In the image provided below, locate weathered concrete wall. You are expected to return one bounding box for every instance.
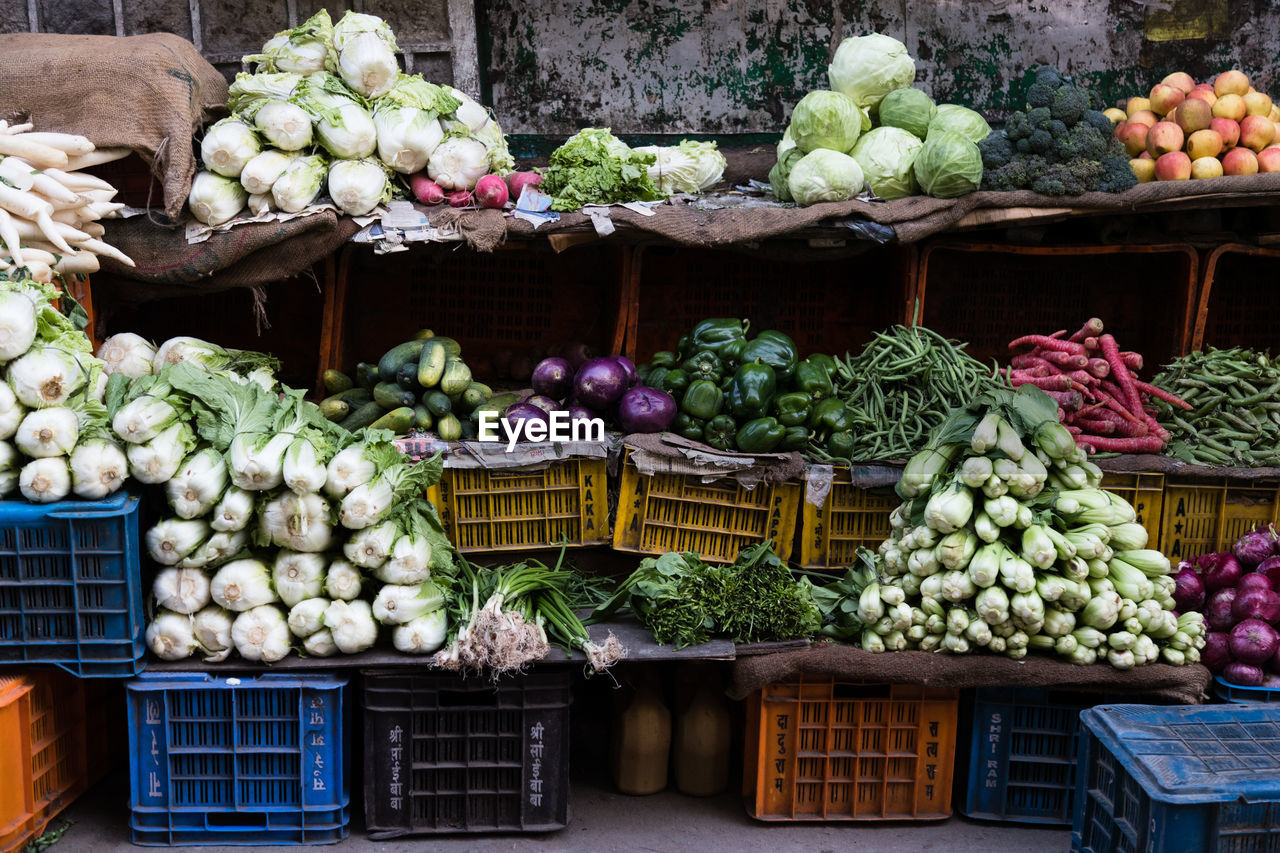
[484,0,1280,135]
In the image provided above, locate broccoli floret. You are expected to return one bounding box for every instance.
[1052,124,1108,162]
[1097,154,1139,193]
[1006,110,1032,141]
[1029,129,1053,154]
[1034,66,1067,90]
[1033,159,1106,196]
[978,132,1015,169]
[1027,107,1052,130]
[1016,137,1032,154]
[1083,110,1113,135]
[1088,90,1107,111]
[1048,119,1069,139]
[1026,83,1055,109]
[1023,155,1049,182]
[1050,86,1089,125]
[981,159,1032,191]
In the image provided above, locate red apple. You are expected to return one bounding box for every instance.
[1175,98,1213,134]
[1257,148,1280,172]
[1187,89,1218,107]
[1128,110,1159,129]
[1146,121,1185,157]
[1221,146,1259,175]
[1214,70,1250,97]
[1161,72,1196,94]
[1154,151,1192,180]
[1210,117,1241,148]
[1240,114,1276,151]
[1117,122,1150,157]
[1186,128,1224,159]
[1149,84,1186,116]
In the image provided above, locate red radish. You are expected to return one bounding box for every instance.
[1008,334,1086,355]
[410,173,445,205]
[505,171,543,200]
[447,190,473,208]
[474,174,509,209]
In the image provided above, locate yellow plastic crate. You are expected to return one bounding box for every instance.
[799,470,899,570]
[1159,478,1280,562]
[1100,472,1165,551]
[614,452,799,563]
[436,459,609,552]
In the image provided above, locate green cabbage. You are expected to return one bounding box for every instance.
[851,127,923,200]
[787,149,865,206]
[828,33,917,111]
[927,104,992,143]
[912,131,982,199]
[789,91,863,154]
[877,88,937,140]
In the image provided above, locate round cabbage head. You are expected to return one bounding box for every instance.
[912,131,983,199]
[828,33,917,110]
[787,149,865,206]
[928,104,992,143]
[852,127,923,200]
[789,91,863,154]
[877,88,937,140]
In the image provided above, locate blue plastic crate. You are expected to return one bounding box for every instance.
[0,492,145,676]
[127,672,350,846]
[1214,676,1280,704]
[1073,703,1280,853]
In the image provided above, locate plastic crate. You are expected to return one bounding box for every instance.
[1073,703,1280,853]
[1100,473,1165,551]
[0,492,146,677]
[1159,478,1280,563]
[0,670,89,853]
[1214,676,1280,704]
[127,672,349,847]
[917,241,1197,366]
[614,451,800,563]
[435,459,609,552]
[798,470,898,570]
[1192,244,1280,352]
[743,678,958,821]
[362,669,571,836]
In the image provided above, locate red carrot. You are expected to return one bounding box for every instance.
[1099,334,1141,414]
[1075,434,1165,453]
[1009,334,1087,355]
[1086,358,1110,379]
[1008,372,1075,391]
[1066,425,1083,436]
[1072,417,1116,434]
[1099,394,1144,426]
[1068,318,1105,344]
[1066,369,1096,387]
[1043,350,1088,369]
[1043,389,1083,409]
[1133,379,1191,410]
[1120,351,1143,371]
[1083,337,1099,352]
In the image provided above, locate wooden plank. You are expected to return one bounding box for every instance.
[445,0,480,97]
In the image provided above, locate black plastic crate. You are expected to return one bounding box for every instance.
[362,669,571,836]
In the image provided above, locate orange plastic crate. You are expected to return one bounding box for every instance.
[0,671,88,853]
[744,678,957,822]
[1159,478,1280,562]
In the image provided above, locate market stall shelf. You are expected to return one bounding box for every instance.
[1192,243,1280,354]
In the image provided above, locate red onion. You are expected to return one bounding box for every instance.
[1224,661,1266,687]
[1234,526,1277,569]
[1203,552,1244,592]
[1172,566,1205,612]
[1258,556,1280,591]
[1202,632,1232,672]
[1232,586,1280,625]
[1206,588,1238,631]
[1229,618,1280,665]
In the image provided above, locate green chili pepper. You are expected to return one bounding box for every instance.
[735,417,785,453]
[703,415,738,451]
[772,392,812,427]
[681,379,725,420]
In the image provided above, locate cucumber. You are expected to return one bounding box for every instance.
[412,405,434,430]
[355,362,380,390]
[416,340,447,388]
[326,387,373,405]
[374,381,416,409]
[424,390,452,417]
[413,328,436,340]
[396,361,421,392]
[378,340,428,382]
[432,336,462,357]
[459,419,478,440]
[436,413,463,441]
[339,401,384,431]
[439,360,472,396]
[462,382,491,412]
[319,398,350,421]
[470,392,521,424]
[322,369,353,394]
[371,406,414,433]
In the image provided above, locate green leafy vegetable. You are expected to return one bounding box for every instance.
[540,128,666,211]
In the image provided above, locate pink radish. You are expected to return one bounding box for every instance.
[505,171,543,200]
[410,173,445,205]
[474,174,509,209]
[447,190,473,208]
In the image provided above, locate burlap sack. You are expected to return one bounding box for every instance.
[0,32,227,223]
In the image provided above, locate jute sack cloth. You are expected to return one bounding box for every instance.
[0,32,227,223]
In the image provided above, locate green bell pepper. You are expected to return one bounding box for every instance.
[646,365,670,390]
[779,425,810,452]
[736,417,786,453]
[672,412,705,441]
[806,353,837,378]
[682,350,723,383]
[826,430,855,461]
[661,368,690,396]
[726,362,777,419]
[808,398,856,434]
[681,379,724,420]
[703,415,738,451]
[690,318,748,356]
[650,350,679,369]
[740,330,799,383]
[676,335,692,359]
[636,364,652,384]
[772,392,812,427]
[719,339,746,372]
[793,359,834,403]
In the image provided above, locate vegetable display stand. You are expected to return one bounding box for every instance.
[914,241,1198,365]
[1099,473,1165,552]
[614,450,799,563]
[627,244,916,362]
[0,670,89,853]
[1213,675,1280,704]
[126,672,349,846]
[0,491,146,677]
[743,678,958,821]
[1158,478,1280,562]
[959,687,1157,826]
[1191,243,1280,352]
[1073,703,1280,853]
[362,668,571,836]
[798,467,898,570]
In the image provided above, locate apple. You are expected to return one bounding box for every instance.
[1257,148,1280,172]
[1128,110,1159,128]
[1117,122,1150,157]
[1154,151,1192,180]
[1211,117,1241,148]
[1186,128,1224,159]
[1240,114,1276,151]
[1213,93,1247,121]
[1149,84,1186,116]
[1214,70,1250,97]
[1166,107,1179,125]
[1244,91,1274,116]
[1176,97,1213,134]
[1139,151,1153,159]
[1146,121,1185,157]
[1270,105,1280,122]
[1191,156,1224,179]
[1221,146,1259,175]
[1274,120,1280,141]
[1130,158,1156,183]
[1126,97,1152,117]
[1161,71,1196,94]
[1187,89,1218,107]
[1103,107,1127,124]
